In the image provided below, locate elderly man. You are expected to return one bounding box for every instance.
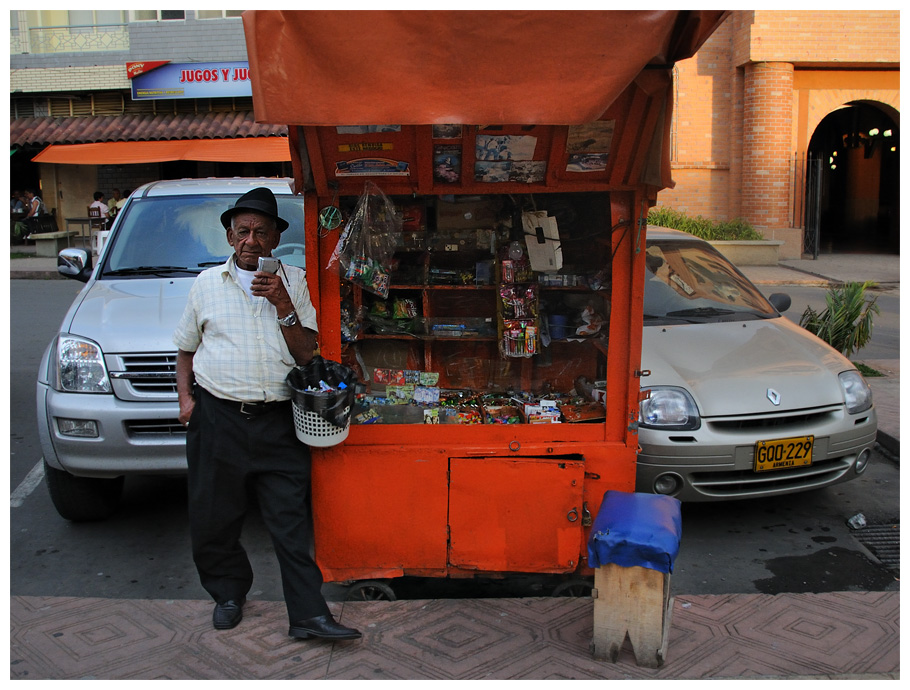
[107,189,126,218]
[173,187,361,641]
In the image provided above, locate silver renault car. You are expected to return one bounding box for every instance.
[37,178,307,521]
[636,228,877,501]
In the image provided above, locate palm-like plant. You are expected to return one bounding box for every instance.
[799,281,880,358]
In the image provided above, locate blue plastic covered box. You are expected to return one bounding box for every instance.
[587,491,682,574]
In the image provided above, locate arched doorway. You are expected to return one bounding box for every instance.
[807,102,899,254]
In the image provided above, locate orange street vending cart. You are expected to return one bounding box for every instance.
[242,10,727,598]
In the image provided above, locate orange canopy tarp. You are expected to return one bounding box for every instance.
[242,10,728,126]
[32,137,291,165]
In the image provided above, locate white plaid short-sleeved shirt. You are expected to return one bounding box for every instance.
[173,256,318,403]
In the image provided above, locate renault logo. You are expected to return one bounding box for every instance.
[767,388,781,405]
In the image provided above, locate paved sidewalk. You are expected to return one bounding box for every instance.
[9,591,899,680]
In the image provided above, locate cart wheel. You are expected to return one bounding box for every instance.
[551,578,594,597]
[345,580,397,601]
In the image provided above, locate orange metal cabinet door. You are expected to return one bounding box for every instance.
[448,456,585,574]
[312,447,449,577]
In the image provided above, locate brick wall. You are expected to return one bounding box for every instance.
[747,10,899,65]
[672,20,733,166]
[96,164,160,200]
[658,17,734,219]
[741,62,794,231]
[657,169,731,219]
[10,66,126,93]
[655,9,898,257]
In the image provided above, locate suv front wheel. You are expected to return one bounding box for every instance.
[43,459,124,521]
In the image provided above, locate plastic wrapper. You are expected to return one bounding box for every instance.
[340,299,361,342]
[327,181,402,298]
[500,319,538,358]
[499,284,538,319]
[576,303,605,336]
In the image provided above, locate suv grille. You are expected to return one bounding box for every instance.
[109,353,178,401]
[125,419,186,437]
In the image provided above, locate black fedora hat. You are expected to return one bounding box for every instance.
[220,187,289,233]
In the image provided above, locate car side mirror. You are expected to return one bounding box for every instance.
[58,247,93,283]
[768,292,791,313]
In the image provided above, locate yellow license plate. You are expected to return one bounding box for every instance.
[754,435,814,472]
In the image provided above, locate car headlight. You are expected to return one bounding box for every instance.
[839,370,872,414]
[55,335,111,393]
[639,387,700,430]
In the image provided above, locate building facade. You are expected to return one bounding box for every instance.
[659,10,900,258]
[9,10,289,223]
[9,10,900,258]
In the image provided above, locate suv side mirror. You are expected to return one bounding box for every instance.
[768,292,791,313]
[58,248,93,283]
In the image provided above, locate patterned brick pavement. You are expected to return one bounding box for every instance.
[10,591,899,680]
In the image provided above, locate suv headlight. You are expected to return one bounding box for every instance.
[55,335,111,393]
[639,387,700,430]
[839,370,872,414]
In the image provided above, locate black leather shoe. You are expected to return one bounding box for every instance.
[288,614,362,640]
[213,598,245,630]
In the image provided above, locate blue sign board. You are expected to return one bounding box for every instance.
[129,61,252,100]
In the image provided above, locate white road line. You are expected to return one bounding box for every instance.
[11,459,45,508]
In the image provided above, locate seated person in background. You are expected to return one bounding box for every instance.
[13,189,46,237]
[11,190,25,213]
[108,189,126,218]
[90,191,110,216]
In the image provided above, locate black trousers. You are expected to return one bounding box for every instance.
[186,387,330,622]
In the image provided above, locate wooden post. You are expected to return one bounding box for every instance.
[591,563,673,668]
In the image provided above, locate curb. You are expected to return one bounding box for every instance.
[876,431,899,459]
[12,270,65,280]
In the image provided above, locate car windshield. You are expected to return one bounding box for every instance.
[643,239,776,324]
[100,193,307,278]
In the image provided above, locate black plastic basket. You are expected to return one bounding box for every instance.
[286,356,358,446]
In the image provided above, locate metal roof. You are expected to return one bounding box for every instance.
[10,111,287,147]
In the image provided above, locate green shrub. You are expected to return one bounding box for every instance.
[799,281,880,358]
[647,207,764,241]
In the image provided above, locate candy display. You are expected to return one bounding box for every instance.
[336,190,614,421]
[352,383,605,425]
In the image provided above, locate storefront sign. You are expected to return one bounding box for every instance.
[335,158,411,176]
[337,143,394,152]
[127,61,252,100]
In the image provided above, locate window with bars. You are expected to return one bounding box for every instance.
[11,94,256,119]
[68,10,124,26]
[131,10,185,21]
[197,10,244,20]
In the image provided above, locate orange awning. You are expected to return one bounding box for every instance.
[242,10,728,126]
[31,137,291,165]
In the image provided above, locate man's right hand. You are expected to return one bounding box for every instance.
[178,396,195,427]
[176,349,197,427]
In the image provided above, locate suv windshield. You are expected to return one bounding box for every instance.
[643,239,776,324]
[100,193,307,277]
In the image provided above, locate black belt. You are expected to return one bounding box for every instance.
[204,391,289,417]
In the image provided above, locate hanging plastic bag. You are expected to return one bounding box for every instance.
[327,181,401,298]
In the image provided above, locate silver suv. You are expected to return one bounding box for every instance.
[37,178,307,521]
